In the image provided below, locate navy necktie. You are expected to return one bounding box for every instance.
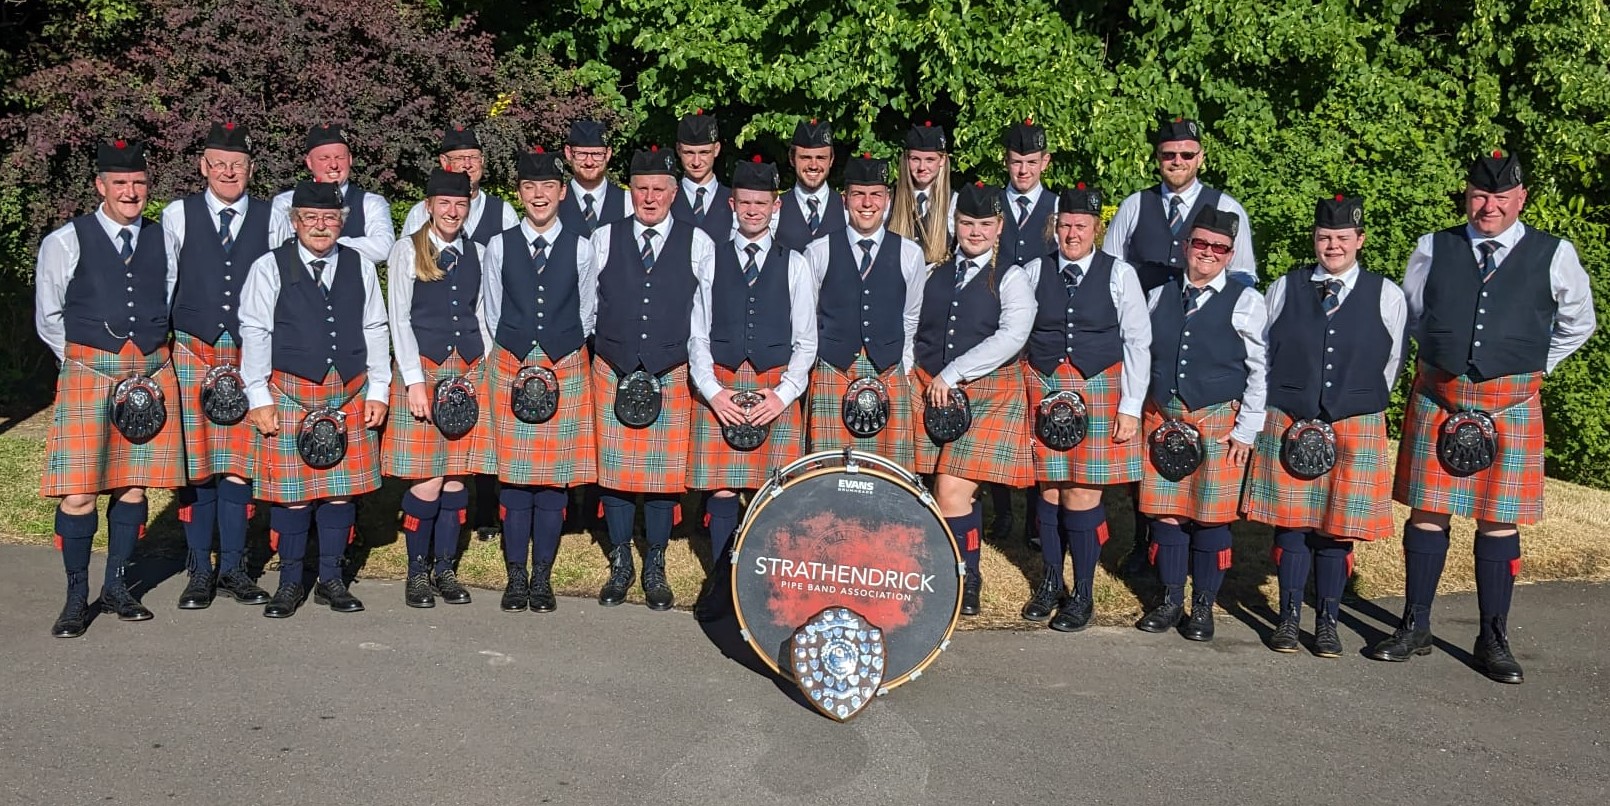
[1167,195,1186,236]
[1316,278,1343,316]
[692,187,707,223]
[582,194,598,231]
[118,228,133,265]
[1183,283,1205,318]
[311,259,329,296]
[917,191,930,221]
[640,230,657,272]
[857,238,875,280]
[217,209,237,252]
[807,197,822,235]
[1478,239,1501,283]
[742,243,762,287]
[1062,262,1083,295]
[531,235,548,273]
[955,260,973,294]
[437,245,461,274]
[1014,195,1031,227]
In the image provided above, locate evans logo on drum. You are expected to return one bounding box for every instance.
[837,478,876,495]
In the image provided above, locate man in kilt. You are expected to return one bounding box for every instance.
[804,154,926,469]
[670,110,734,241]
[35,139,184,637]
[268,123,395,263]
[162,122,273,610]
[1242,195,1406,657]
[913,182,1036,617]
[687,157,817,622]
[402,125,519,245]
[382,167,489,609]
[477,147,599,613]
[1377,151,1596,683]
[241,180,392,618]
[560,119,633,237]
[774,118,844,252]
[589,146,717,611]
[1136,207,1267,641]
[1019,185,1151,631]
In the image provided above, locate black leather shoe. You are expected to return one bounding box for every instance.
[263,583,305,619]
[500,564,529,612]
[1137,601,1183,632]
[1181,596,1216,642]
[51,592,90,638]
[314,579,364,613]
[529,562,557,613]
[433,569,472,605]
[598,544,634,606]
[217,569,271,605]
[1049,594,1093,633]
[1313,609,1343,658]
[1268,598,1303,653]
[405,573,436,609]
[960,570,982,617]
[693,563,729,623]
[642,546,674,611]
[1474,619,1524,684]
[1019,574,1064,623]
[1367,606,1434,662]
[100,583,154,622]
[1121,541,1151,578]
[177,571,215,610]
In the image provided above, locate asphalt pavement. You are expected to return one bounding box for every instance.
[1,543,1606,806]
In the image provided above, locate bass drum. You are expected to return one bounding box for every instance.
[730,449,962,693]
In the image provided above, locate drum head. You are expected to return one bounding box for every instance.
[731,456,961,692]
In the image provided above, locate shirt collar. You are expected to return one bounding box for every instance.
[681,175,718,197]
[520,218,562,242]
[1186,269,1228,294]
[571,178,607,202]
[633,217,670,242]
[736,231,772,254]
[1159,179,1202,204]
[845,226,885,250]
[94,207,141,240]
[1007,184,1043,208]
[794,183,830,208]
[426,229,463,253]
[957,249,993,269]
[1308,262,1360,288]
[297,242,338,265]
[1464,220,1526,249]
[204,190,249,217]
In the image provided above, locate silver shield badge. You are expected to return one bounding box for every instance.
[791,607,886,722]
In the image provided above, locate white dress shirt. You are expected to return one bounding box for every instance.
[482,219,601,342]
[770,183,846,235]
[1401,221,1596,373]
[808,227,928,374]
[1103,180,1258,286]
[1264,262,1408,389]
[238,243,392,409]
[570,179,635,220]
[1005,183,1048,224]
[34,208,175,362]
[161,190,252,279]
[1023,252,1153,417]
[269,183,396,264]
[689,233,819,406]
[1147,271,1269,444]
[400,191,519,241]
[930,249,1037,387]
[386,231,491,387]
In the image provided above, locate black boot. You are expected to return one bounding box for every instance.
[500,564,529,612]
[216,569,271,605]
[529,562,557,613]
[1312,599,1343,658]
[433,569,472,605]
[177,570,216,610]
[1049,591,1093,633]
[51,589,90,638]
[960,570,983,617]
[1268,595,1303,653]
[1367,605,1434,662]
[263,582,305,619]
[693,561,730,623]
[100,580,154,622]
[1137,588,1185,633]
[405,573,436,609]
[1180,593,1216,642]
[314,579,364,613]
[1474,616,1524,684]
[598,544,634,606]
[1019,572,1063,623]
[642,546,674,611]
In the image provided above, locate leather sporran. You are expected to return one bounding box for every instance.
[614,369,663,428]
[841,376,890,438]
[431,375,479,440]
[1036,390,1089,451]
[200,364,249,426]
[1149,419,1205,482]
[511,365,559,425]
[296,407,348,470]
[1280,418,1337,480]
[1437,410,1498,477]
[108,374,167,444]
[923,386,971,445]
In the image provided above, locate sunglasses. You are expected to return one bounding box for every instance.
[1189,238,1232,255]
[1160,150,1199,162]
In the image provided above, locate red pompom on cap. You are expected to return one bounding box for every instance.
[924,120,932,126]
[975,180,984,187]
[113,139,126,149]
[1077,181,1087,190]
[1024,117,1033,125]
[751,154,762,163]
[696,108,704,115]
[1492,149,1503,158]
[224,122,235,131]
[533,145,545,153]
[862,151,871,159]
[650,144,659,152]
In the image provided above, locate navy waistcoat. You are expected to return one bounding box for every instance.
[1418,226,1559,381]
[1026,252,1123,377]
[494,228,585,360]
[594,221,698,375]
[711,241,795,372]
[1267,269,1392,420]
[816,233,908,373]
[63,216,169,355]
[172,194,271,344]
[1126,185,1224,293]
[1149,278,1249,409]
[270,244,367,383]
[915,258,1004,377]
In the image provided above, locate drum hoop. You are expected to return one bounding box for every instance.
[728,454,962,693]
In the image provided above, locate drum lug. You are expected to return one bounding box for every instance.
[956,561,967,578]
[842,447,859,473]
[939,639,951,651]
[739,628,752,643]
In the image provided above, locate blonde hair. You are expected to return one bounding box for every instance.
[889,151,953,264]
[1044,209,1107,252]
[411,223,447,282]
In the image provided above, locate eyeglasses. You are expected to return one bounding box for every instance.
[443,154,483,166]
[296,212,343,226]
[569,149,609,162]
[1159,150,1199,162]
[1189,238,1232,255]
[203,158,250,173]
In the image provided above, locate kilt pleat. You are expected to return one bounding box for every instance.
[806,354,915,471]
[913,365,1033,486]
[1139,397,1245,524]
[592,358,693,493]
[687,362,806,490]
[1392,363,1545,525]
[381,351,488,480]
[173,332,254,483]
[42,341,185,497]
[252,370,380,504]
[1241,407,1392,541]
[1026,360,1142,486]
[475,344,596,487]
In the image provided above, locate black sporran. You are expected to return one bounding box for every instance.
[1036,390,1089,451]
[511,365,559,425]
[1437,410,1498,477]
[721,390,770,451]
[841,376,890,438]
[108,374,167,444]
[923,386,971,445]
[200,364,249,426]
[296,407,348,470]
[431,375,479,440]
[1149,419,1205,482]
[614,369,663,428]
[1280,418,1337,480]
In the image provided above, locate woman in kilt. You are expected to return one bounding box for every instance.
[382,167,488,609]
[687,157,817,622]
[1018,185,1151,631]
[477,148,599,613]
[1136,207,1267,642]
[1241,195,1406,657]
[241,180,392,618]
[913,182,1036,617]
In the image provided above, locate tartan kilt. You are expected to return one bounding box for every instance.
[381,351,488,480]
[688,362,806,490]
[1392,363,1545,525]
[913,365,1033,486]
[592,358,693,494]
[173,332,255,482]
[1026,360,1142,486]
[474,343,597,487]
[42,341,185,497]
[1139,397,1245,524]
[251,370,380,504]
[806,354,915,471]
[1241,407,1392,541]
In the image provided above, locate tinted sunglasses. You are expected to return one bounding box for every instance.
[1160,150,1199,161]
[1189,238,1232,255]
